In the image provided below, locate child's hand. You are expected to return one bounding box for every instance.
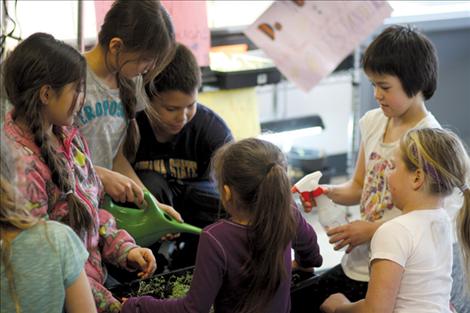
[326,220,379,253]
[320,293,350,313]
[157,201,183,223]
[160,232,181,241]
[292,260,314,273]
[127,247,157,279]
[300,185,332,213]
[98,167,144,205]
[300,194,317,213]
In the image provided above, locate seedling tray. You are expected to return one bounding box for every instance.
[111,266,317,299]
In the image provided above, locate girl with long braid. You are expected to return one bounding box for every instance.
[2,32,156,313]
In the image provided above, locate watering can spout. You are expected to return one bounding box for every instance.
[103,191,202,247]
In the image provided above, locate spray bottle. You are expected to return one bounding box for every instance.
[291,171,348,231]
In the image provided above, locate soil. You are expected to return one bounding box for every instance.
[111,266,316,299]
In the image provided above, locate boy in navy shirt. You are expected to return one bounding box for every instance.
[134,43,233,268]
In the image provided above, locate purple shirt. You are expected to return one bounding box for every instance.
[122,209,322,313]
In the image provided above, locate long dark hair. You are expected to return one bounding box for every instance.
[3,32,92,238]
[212,138,297,313]
[98,0,176,161]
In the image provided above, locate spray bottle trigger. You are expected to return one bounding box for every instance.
[297,187,324,205]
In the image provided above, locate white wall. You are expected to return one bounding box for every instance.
[256,72,353,157]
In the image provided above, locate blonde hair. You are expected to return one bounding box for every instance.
[400,127,470,289]
[1,137,39,313]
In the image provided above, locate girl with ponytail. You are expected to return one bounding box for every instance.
[78,0,180,216]
[122,138,323,313]
[3,32,157,313]
[321,128,470,313]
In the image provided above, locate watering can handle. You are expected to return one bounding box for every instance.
[143,190,181,223]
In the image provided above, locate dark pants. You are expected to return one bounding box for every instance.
[290,265,368,313]
[137,170,225,269]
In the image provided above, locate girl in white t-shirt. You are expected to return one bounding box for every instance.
[321,127,470,313]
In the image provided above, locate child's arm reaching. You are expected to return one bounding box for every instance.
[322,221,408,313]
[122,230,225,313]
[127,247,157,279]
[326,220,384,253]
[112,143,183,222]
[324,144,366,206]
[112,143,147,190]
[95,165,144,205]
[320,259,402,313]
[98,208,156,278]
[292,208,323,269]
[301,144,366,212]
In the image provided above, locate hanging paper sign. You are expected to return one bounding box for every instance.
[94,0,113,33]
[93,1,210,67]
[162,0,210,66]
[245,1,392,92]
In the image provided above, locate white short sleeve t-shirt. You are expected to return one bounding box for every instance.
[76,67,147,169]
[370,209,453,313]
[342,108,442,281]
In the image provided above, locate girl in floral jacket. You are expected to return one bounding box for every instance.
[2,33,156,313]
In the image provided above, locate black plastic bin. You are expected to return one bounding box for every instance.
[110,266,319,303]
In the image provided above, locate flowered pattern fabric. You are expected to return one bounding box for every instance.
[360,151,394,222]
[3,112,138,313]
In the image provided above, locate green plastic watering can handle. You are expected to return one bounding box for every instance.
[103,190,202,247]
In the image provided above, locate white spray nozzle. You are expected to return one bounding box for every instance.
[291,171,323,193]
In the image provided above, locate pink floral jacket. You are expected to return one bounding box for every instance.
[4,112,137,313]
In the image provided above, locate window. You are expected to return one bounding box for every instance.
[3,0,98,45]
[3,0,469,48]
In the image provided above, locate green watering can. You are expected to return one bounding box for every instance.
[103,191,202,247]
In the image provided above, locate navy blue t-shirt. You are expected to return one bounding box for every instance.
[134,103,233,181]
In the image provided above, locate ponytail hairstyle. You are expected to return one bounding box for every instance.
[98,0,176,161]
[400,128,470,289]
[0,134,39,313]
[212,138,297,313]
[3,32,92,238]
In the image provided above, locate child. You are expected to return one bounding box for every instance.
[0,137,97,313]
[321,127,470,313]
[293,25,464,312]
[133,43,233,268]
[121,138,323,313]
[78,0,179,215]
[2,32,156,313]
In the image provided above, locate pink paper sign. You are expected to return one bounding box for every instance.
[245,1,393,92]
[94,1,210,67]
[94,0,113,34]
[162,0,210,66]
